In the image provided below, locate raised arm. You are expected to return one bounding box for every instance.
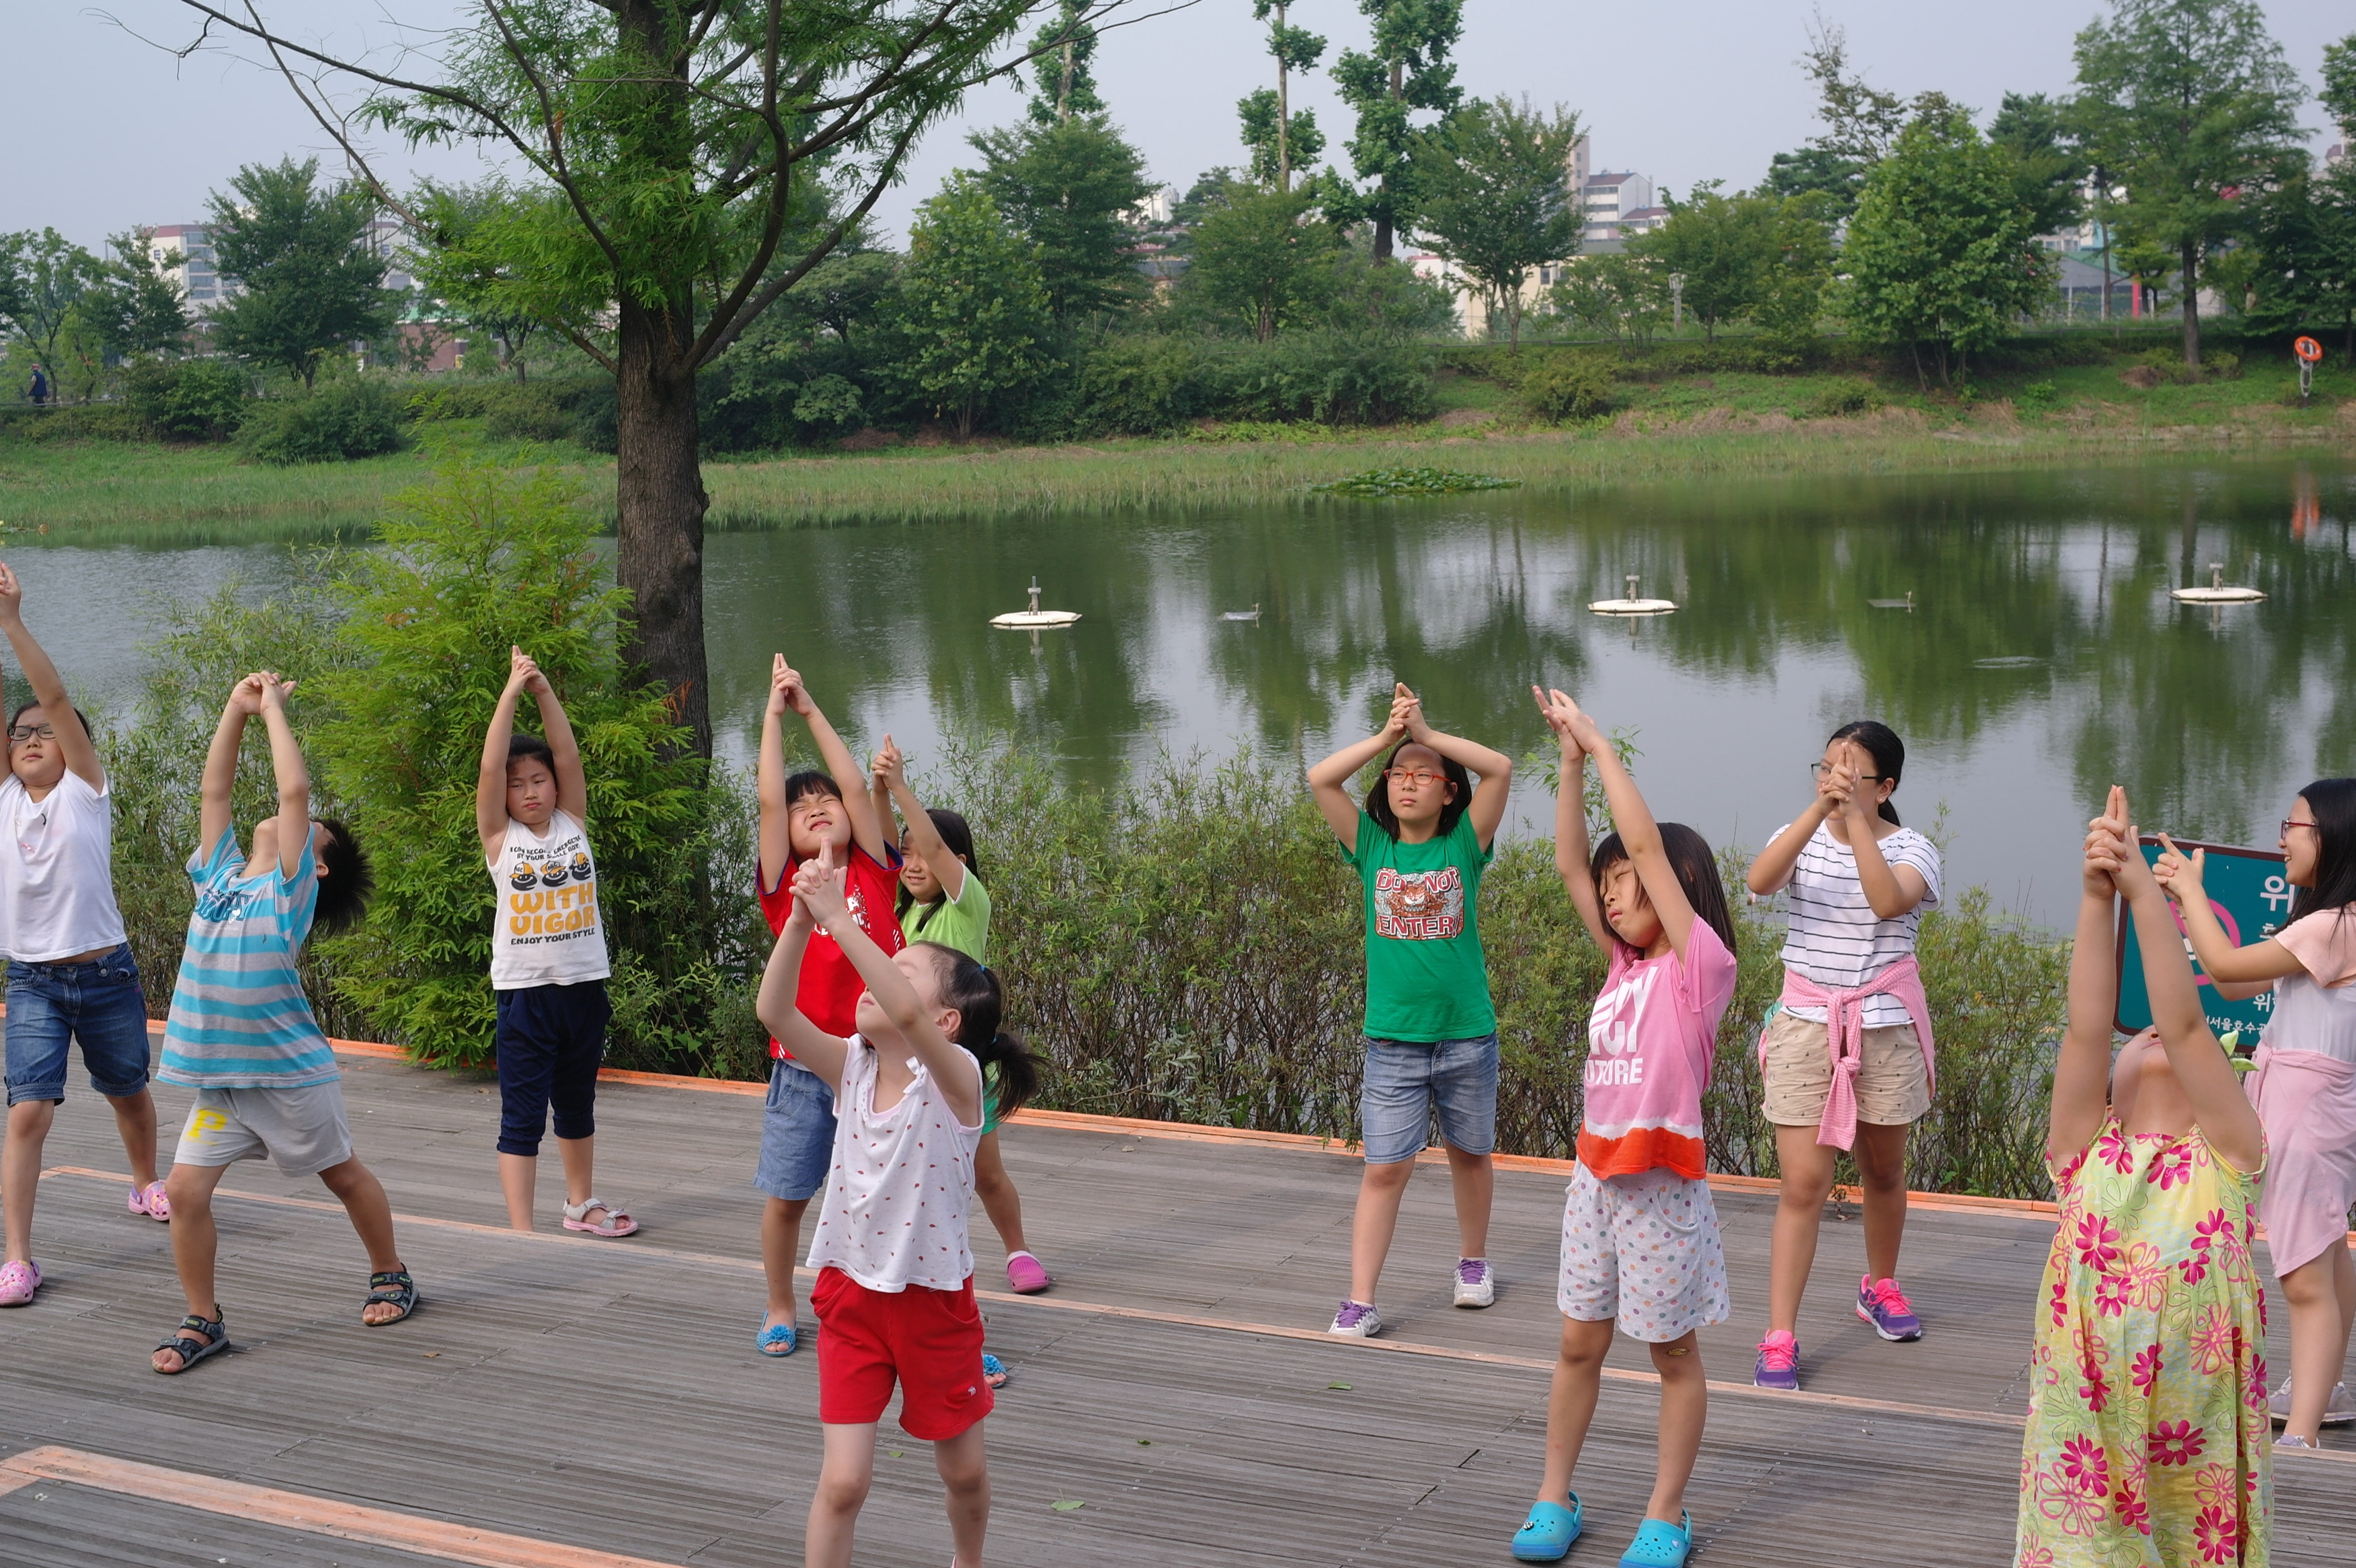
[257,675,309,884]
[521,649,588,825]
[796,852,983,1126]
[200,675,266,855]
[1558,693,1694,957]
[875,735,963,901]
[0,561,101,789]
[1831,742,1929,918]
[780,658,889,867]
[754,867,850,1090]
[1746,763,1846,896]
[1307,685,1412,853]
[2108,797,2265,1173]
[2050,789,2127,1165]
[757,654,794,890]
[477,651,529,858]
[867,748,898,856]
[1536,688,1611,950]
[2152,835,2305,990]
[1399,688,1513,851]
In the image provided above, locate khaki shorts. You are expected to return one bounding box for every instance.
[1760,1010,1930,1128]
[175,1083,354,1178]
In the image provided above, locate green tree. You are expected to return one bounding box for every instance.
[888,175,1055,436]
[204,158,396,388]
[84,230,191,361]
[1023,0,1105,125]
[1798,18,1961,168]
[971,116,1154,327]
[1839,108,2056,386]
[2073,0,2305,368]
[1330,0,1464,261]
[2245,34,2356,353]
[406,178,583,382]
[1240,0,1327,191]
[1753,193,1839,343]
[1406,96,1580,344]
[0,229,106,398]
[1987,91,2090,237]
[1550,252,1668,353]
[191,0,1148,759]
[1762,146,1867,220]
[1628,182,1775,342]
[1183,184,1344,341]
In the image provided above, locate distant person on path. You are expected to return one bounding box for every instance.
[2156,777,2356,1451]
[2018,787,2270,1563]
[761,845,1027,1568]
[1511,690,1735,1568]
[0,560,163,1309]
[754,655,904,1358]
[25,366,46,407]
[150,673,411,1373]
[477,646,633,1238]
[872,734,1039,1390]
[1743,721,1939,1390]
[1310,681,1513,1339]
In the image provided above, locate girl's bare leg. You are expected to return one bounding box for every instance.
[1768,1126,1838,1333]
[934,1424,990,1566]
[1645,1332,1706,1521]
[1535,1316,1615,1501]
[804,1421,876,1568]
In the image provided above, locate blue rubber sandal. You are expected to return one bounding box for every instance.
[983,1352,1009,1389]
[757,1321,799,1357]
[1513,1495,1582,1562]
[1619,1512,1691,1567]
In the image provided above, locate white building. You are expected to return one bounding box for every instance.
[1564,137,1658,248]
[145,216,416,315]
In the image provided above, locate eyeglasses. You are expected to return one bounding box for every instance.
[7,724,54,743]
[1386,769,1445,788]
[1810,762,1883,782]
[2283,818,2318,837]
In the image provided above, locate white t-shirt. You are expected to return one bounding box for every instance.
[1770,819,1942,1030]
[806,1035,985,1293]
[2264,906,2356,1063]
[0,770,128,962]
[487,808,611,989]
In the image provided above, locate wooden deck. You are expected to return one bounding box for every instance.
[5,1047,2355,1566]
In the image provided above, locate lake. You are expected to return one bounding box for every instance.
[14,454,2353,929]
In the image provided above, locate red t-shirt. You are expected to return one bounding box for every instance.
[759,842,907,1055]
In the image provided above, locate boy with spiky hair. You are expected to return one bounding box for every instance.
[151,672,411,1373]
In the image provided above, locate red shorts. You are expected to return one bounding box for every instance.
[811,1266,995,1440]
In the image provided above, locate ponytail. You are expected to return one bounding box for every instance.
[914,940,1040,1119]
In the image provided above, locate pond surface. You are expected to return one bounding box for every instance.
[15,455,2355,930]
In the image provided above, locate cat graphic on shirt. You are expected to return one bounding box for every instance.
[1375,866,1465,940]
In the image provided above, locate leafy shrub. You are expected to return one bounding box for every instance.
[1517,354,1615,422]
[11,404,147,442]
[236,379,406,463]
[124,359,249,440]
[1799,380,1880,418]
[1072,337,1210,435]
[482,383,577,442]
[2016,380,2059,409]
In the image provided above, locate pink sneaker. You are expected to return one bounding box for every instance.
[0,1259,41,1306]
[1005,1251,1053,1294]
[129,1181,171,1222]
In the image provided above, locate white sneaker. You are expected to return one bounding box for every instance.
[1453,1257,1496,1308]
[1329,1299,1382,1337]
[2267,1378,2356,1426]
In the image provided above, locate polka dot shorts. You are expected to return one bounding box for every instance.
[1557,1163,1730,1343]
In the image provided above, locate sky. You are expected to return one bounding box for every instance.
[6,0,2346,255]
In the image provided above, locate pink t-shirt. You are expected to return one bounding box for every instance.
[1577,918,1738,1181]
[2277,906,2356,989]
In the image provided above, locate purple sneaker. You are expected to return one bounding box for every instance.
[1328,1299,1383,1338]
[1754,1329,1799,1390]
[1454,1257,1496,1308]
[1857,1275,1923,1342]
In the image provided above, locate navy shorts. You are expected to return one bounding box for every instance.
[755,1057,836,1203]
[494,979,610,1156]
[4,944,151,1106]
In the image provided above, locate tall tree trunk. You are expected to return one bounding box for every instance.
[1275,11,1291,194]
[1372,58,1403,263]
[2179,239,2201,371]
[613,298,712,757]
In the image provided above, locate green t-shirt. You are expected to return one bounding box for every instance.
[1347,809,1496,1042]
[899,869,991,963]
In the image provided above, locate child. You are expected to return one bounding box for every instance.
[1742,720,1940,1389]
[1308,682,1512,1338]
[2154,778,2356,1449]
[1513,690,1735,1568]
[754,656,905,1357]
[150,673,413,1373]
[476,646,633,1238]
[870,736,1051,1304]
[0,560,164,1309]
[759,845,1036,1568]
[2019,788,2269,1563]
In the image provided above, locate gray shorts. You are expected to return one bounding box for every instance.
[174,1083,354,1178]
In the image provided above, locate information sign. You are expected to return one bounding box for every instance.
[2114,835,2292,1039]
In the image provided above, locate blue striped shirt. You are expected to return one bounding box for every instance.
[158,828,338,1089]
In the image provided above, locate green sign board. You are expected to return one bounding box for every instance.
[2115,836,2293,1038]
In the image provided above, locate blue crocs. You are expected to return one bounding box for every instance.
[1511,1496,1582,1562]
[1618,1512,1692,1567]
[757,1321,799,1357]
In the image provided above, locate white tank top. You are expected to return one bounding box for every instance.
[805,1037,985,1292]
[487,809,610,989]
[0,771,128,962]
[2265,972,2356,1064]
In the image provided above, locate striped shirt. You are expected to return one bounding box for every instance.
[158,828,338,1089]
[1770,820,1941,1030]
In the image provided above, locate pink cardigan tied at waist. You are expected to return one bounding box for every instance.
[1771,958,1937,1151]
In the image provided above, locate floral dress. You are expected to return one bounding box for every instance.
[2016,1114,2271,1566]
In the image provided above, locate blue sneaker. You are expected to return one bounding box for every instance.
[1857,1275,1922,1342]
[1512,1496,1582,1562]
[1619,1512,1691,1567]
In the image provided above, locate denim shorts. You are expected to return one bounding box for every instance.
[4,943,151,1106]
[754,1057,837,1202]
[1359,1032,1500,1164]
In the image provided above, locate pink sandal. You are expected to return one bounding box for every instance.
[128,1181,171,1222]
[562,1197,639,1238]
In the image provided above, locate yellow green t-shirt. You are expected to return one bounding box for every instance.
[899,870,990,963]
[1347,810,1496,1043]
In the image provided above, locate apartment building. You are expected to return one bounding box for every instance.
[144,215,417,314]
